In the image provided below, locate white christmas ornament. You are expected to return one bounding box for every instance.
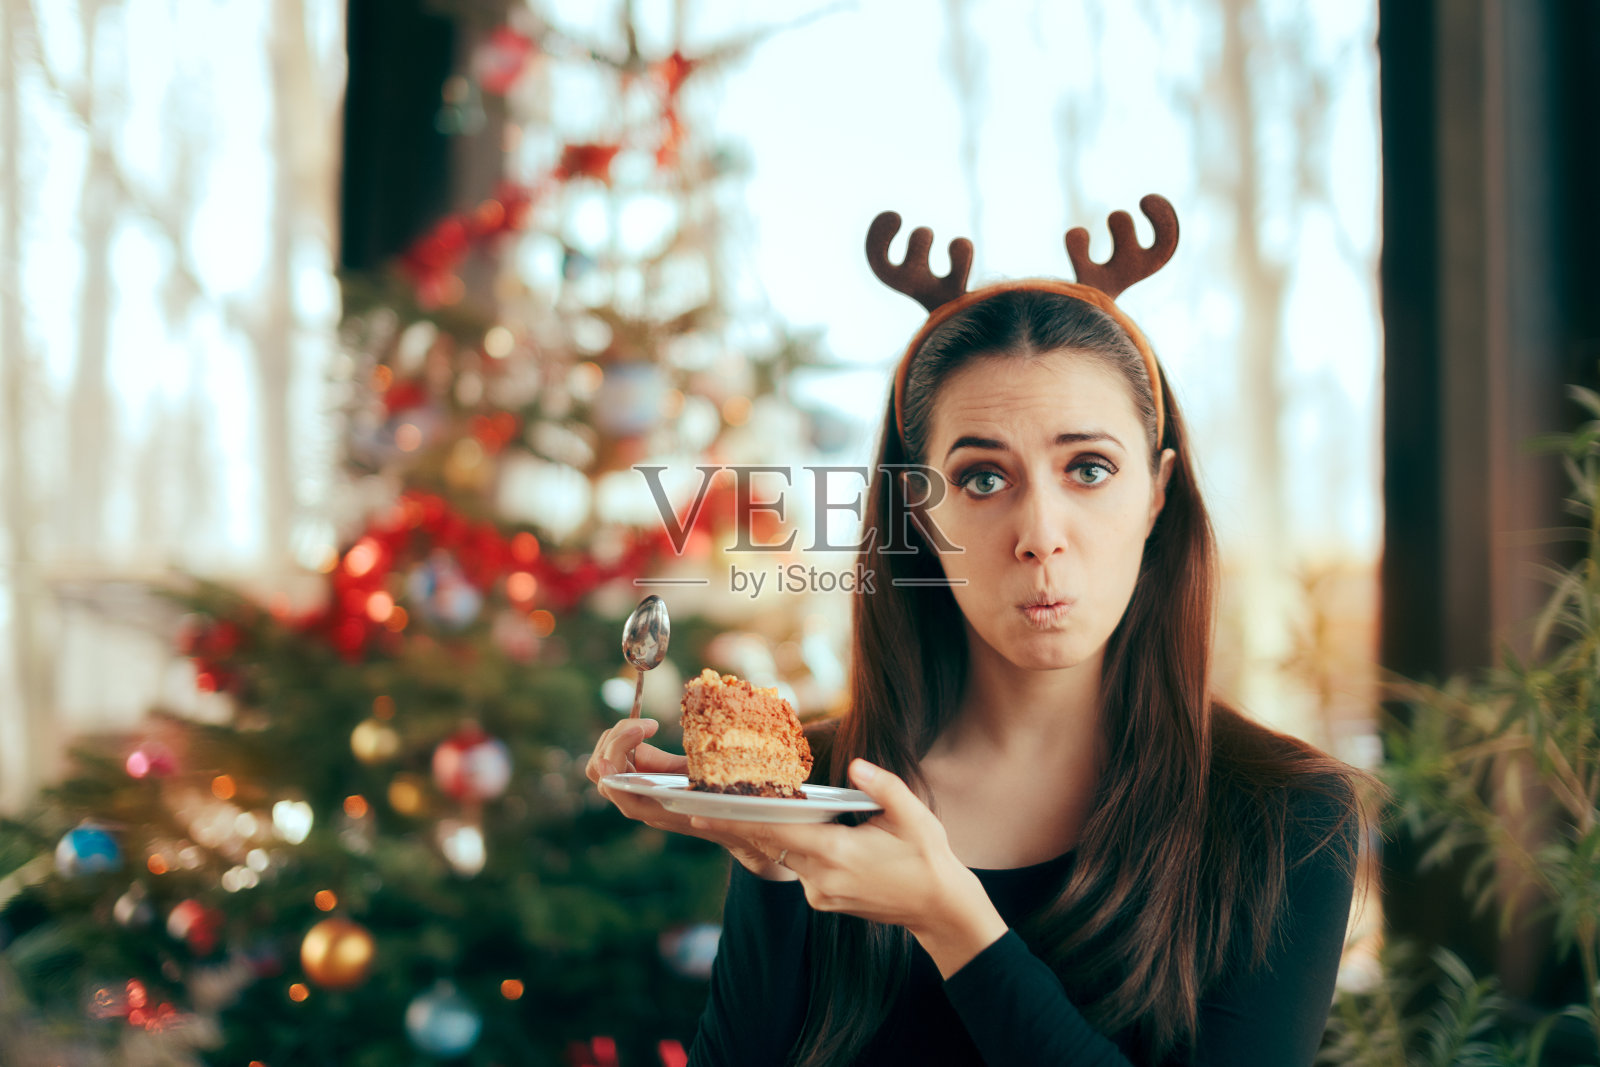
[437,820,487,877]
[272,800,314,844]
[496,455,591,539]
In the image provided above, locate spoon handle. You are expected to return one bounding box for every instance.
[628,671,644,720]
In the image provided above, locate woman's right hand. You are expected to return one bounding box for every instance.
[584,718,798,882]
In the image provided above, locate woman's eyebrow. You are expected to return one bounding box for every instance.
[944,434,1007,458]
[1057,430,1125,451]
[944,430,1124,459]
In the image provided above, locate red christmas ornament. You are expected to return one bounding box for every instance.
[177,616,246,695]
[469,411,520,453]
[432,726,513,802]
[555,143,623,184]
[383,380,430,415]
[166,899,223,956]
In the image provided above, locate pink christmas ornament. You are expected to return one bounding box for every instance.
[125,743,177,779]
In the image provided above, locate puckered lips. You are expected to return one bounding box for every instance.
[1017,590,1077,629]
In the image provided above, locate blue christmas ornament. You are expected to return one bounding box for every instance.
[407,550,483,630]
[56,823,122,878]
[561,245,595,279]
[659,922,722,980]
[405,980,482,1058]
[593,362,667,437]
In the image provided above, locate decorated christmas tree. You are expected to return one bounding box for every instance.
[0,6,849,1064]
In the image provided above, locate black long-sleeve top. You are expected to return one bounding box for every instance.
[687,795,1357,1066]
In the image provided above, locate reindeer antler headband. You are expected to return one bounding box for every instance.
[867,194,1179,450]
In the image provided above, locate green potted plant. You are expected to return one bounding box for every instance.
[1318,381,1600,1065]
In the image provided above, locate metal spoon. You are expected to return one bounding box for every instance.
[621,594,670,720]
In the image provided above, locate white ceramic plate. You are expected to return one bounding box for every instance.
[599,773,883,824]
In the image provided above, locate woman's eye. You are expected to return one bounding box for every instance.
[958,469,1006,496]
[1072,461,1114,486]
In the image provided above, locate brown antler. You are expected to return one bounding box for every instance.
[1064,194,1179,299]
[865,212,974,313]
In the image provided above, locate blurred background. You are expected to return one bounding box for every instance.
[0,1,1597,1064]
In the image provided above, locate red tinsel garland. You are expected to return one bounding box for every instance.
[395,31,713,307]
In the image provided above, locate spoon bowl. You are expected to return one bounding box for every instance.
[621,595,670,719]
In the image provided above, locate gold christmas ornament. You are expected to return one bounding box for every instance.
[351,718,400,764]
[443,437,493,491]
[388,773,428,816]
[300,917,376,991]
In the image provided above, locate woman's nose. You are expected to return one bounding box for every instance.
[1013,487,1071,562]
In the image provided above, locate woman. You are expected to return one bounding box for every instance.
[587,197,1383,1066]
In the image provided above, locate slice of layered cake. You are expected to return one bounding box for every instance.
[681,668,813,798]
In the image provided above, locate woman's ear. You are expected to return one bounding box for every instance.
[1146,448,1176,538]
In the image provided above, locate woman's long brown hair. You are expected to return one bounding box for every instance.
[789,291,1384,1066]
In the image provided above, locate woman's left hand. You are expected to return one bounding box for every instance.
[689,758,1010,976]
